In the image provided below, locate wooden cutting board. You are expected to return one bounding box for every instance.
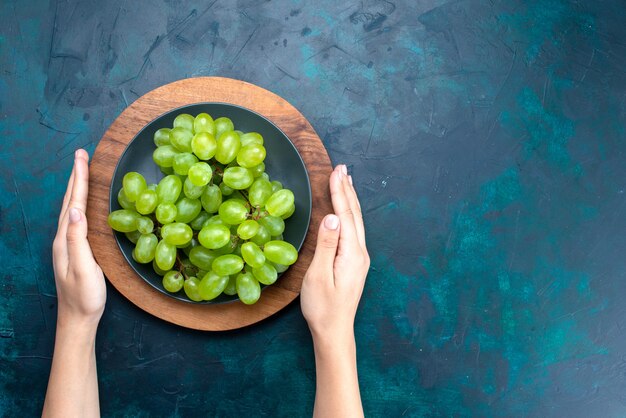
[87,77,332,331]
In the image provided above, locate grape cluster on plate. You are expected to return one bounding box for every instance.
[108,112,298,304]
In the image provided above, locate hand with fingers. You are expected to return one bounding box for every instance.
[301,164,370,418]
[43,149,104,418]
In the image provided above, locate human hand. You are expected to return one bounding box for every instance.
[52,149,106,328]
[300,164,370,347]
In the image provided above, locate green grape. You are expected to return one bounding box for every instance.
[108,209,139,232]
[152,260,168,276]
[199,271,229,300]
[173,152,199,175]
[197,269,208,278]
[271,180,283,193]
[265,189,295,217]
[135,189,158,215]
[188,162,213,186]
[237,219,260,239]
[218,200,248,225]
[163,271,184,292]
[233,242,243,256]
[241,242,265,268]
[153,145,179,168]
[264,240,298,265]
[248,178,273,207]
[174,197,202,223]
[170,127,194,152]
[154,128,171,146]
[249,162,265,178]
[182,236,200,256]
[281,203,296,219]
[194,113,215,135]
[155,240,176,270]
[203,215,226,227]
[236,272,261,305]
[147,183,157,191]
[155,202,177,224]
[137,216,154,234]
[223,275,237,295]
[190,211,210,230]
[173,113,194,132]
[212,254,244,276]
[273,262,289,273]
[134,233,158,263]
[250,225,271,246]
[272,234,284,241]
[258,215,285,236]
[191,132,217,160]
[198,224,231,249]
[215,131,241,164]
[184,277,203,302]
[189,246,217,270]
[184,176,205,199]
[219,182,234,196]
[260,172,270,181]
[161,166,174,175]
[201,184,222,213]
[117,188,135,210]
[222,167,253,190]
[236,144,266,168]
[214,117,234,138]
[234,130,244,136]
[252,263,278,285]
[240,132,263,147]
[122,172,147,202]
[161,222,193,246]
[125,230,141,244]
[156,175,182,203]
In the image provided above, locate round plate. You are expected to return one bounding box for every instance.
[87,77,332,331]
[110,103,312,304]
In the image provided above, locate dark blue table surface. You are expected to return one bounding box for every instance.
[1,0,625,416]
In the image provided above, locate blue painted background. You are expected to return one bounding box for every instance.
[1,0,626,416]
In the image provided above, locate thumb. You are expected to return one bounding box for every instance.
[66,207,94,266]
[309,214,340,272]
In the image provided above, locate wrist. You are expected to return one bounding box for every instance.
[56,311,99,341]
[311,329,356,359]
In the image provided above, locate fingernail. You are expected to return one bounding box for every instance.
[69,207,81,223]
[348,175,353,185]
[324,214,339,230]
[337,167,343,181]
[341,164,348,175]
[75,149,81,159]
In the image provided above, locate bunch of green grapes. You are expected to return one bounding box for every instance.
[108,112,298,304]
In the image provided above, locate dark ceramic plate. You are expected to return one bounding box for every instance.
[109,103,312,304]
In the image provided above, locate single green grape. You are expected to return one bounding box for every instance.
[161,166,174,175]
[249,162,265,178]
[174,197,202,223]
[156,175,182,203]
[163,270,184,292]
[184,176,205,199]
[237,219,260,239]
[154,128,171,146]
[172,152,199,176]
[134,233,158,263]
[212,254,244,276]
[189,246,217,270]
[152,259,168,276]
[214,117,234,138]
[271,180,283,193]
[199,271,229,300]
[222,166,253,190]
[281,203,296,219]
[248,178,273,207]
[147,183,157,191]
[219,182,234,196]
[173,113,194,132]
[201,184,222,213]
[194,113,215,135]
[108,209,139,232]
[122,172,147,202]
[218,199,248,225]
[190,211,210,230]
[260,172,270,181]
[191,132,217,160]
[250,224,271,246]
[170,127,194,152]
[155,202,177,224]
[117,188,135,210]
[273,262,289,273]
[125,230,141,244]
[188,162,213,186]
[239,132,263,147]
[153,145,179,168]
[137,216,154,234]
[252,263,278,285]
[161,222,193,246]
[263,240,298,266]
[135,189,159,215]
[223,275,237,295]
[265,189,295,217]
[236,272,261,305]
[155,240,176,270]
[215,131,241,164]
[236,144,266,168]
[198,224,231,249]
[241,242,265,268]
[258,215,285,236]
[184,277,203,302]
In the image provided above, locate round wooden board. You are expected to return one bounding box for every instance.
[87,77,332,331]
